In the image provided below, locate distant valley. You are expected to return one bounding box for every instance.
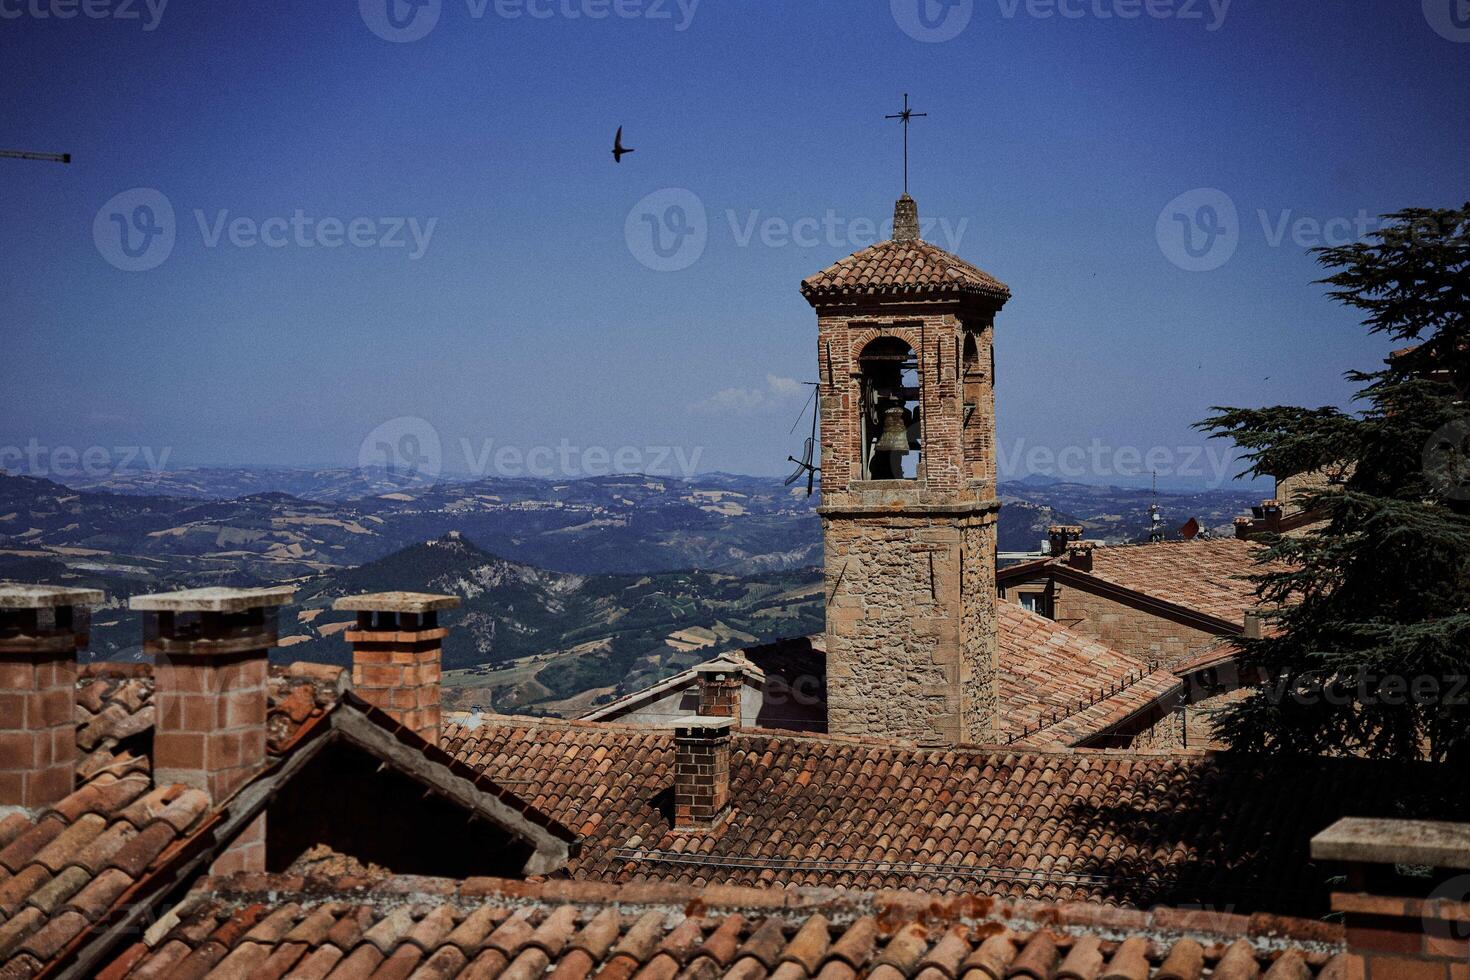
[0,466,1260,715]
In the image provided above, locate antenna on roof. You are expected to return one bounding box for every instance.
[1148,470,1165,542]
[784,383,821,497]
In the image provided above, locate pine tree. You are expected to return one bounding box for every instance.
[1197,205,1470,763]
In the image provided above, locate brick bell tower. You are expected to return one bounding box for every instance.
[800,194,1010,745]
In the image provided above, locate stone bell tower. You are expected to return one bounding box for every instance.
[800,194,1010,745]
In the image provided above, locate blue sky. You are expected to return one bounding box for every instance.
[3,0,1468,489]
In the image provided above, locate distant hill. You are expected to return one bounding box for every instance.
[1,465,1263,711]
[281,533,823,715]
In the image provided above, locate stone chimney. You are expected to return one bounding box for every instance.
[1254,498,1283,531]
[695,657,765,726]
[1048,525,1083,557]
[671,716,733,832]
[1065,540,1095,572]
[334,591,458,744]
[893,194,920,242]
[0,585,102,813]
[1312,817,1470,975]
[132,586,293,874]
[1243,610,1264,639]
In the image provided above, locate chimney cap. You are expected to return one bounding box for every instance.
[1312,817,1470,870]
[694,655,765,682]
[333,591,460,614]
[671,715,735,734]
[0,584,104,610]
[130,586,295,613]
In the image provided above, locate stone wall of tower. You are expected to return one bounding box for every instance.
[823,510,998,744]
[814,301,1002,745]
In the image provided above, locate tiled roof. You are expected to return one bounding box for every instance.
[801,239,1010,302]
[72,661,345,764]
[1083,539,1265,625]
[442,716,1470,914]
[100,872,1353,980]
[0,663,350,978]
[586,609,1169,747]
[0,772,216,979]
[999,539,1269,628]
[996,604,1173,746]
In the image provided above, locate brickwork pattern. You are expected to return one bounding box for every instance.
[816,313,997,502]
[0,652,76,810]
[349,629,445,742]
[1050,586,1219,665]
[815,301,1004,747]
[698,675,742,720]
[153,650,268,805]
[673,727,730,830]
[1332,892,1470,980]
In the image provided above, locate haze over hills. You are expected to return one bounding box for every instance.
[0,465,1261,713]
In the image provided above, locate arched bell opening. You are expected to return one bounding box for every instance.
[857,336,921,481]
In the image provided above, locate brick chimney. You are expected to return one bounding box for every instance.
[671,716,733,832]
[132,586,293,874]
[1312,817,1470,976]
[0,585,102,813]
[695,657,765,726]
[334,592,458,744]
[1048,525,1083,557]
[1065,540,1095,572]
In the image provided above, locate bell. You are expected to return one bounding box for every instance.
[875,405,910,454]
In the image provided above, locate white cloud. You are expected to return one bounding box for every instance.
[691,375,805,415]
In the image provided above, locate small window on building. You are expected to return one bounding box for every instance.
[1019,592,1052,619]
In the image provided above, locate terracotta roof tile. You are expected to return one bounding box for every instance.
[82,873,1357,980]
[1068,540,1264,627]
[441,713,1470,914]
[801,239,1010,302]
[996,605,1175,746]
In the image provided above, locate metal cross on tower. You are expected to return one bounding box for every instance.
[884,94,927,195]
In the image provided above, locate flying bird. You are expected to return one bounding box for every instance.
[612,126,634,163]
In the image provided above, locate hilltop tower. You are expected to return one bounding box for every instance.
[801,195,1010,745]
